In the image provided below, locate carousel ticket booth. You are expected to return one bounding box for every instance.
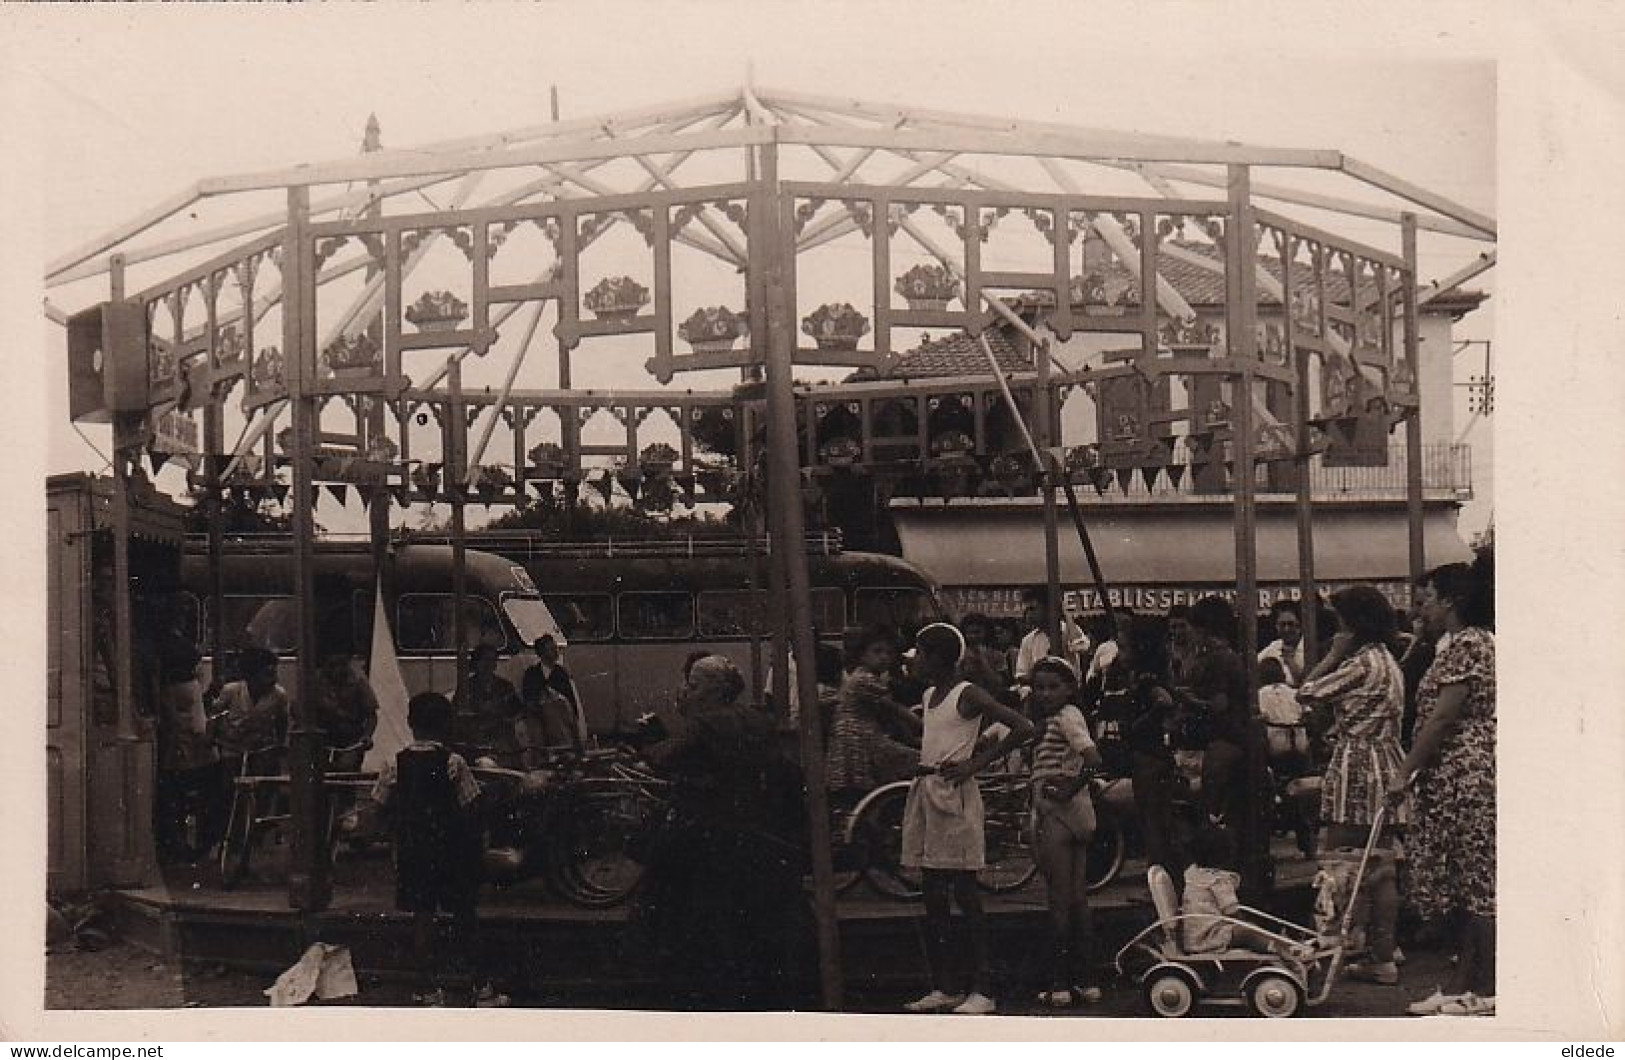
[48,471,189,894]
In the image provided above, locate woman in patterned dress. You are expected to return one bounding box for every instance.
[825,626,920,800]
[1296,584,1407,983]
[1391,555,1496,1017]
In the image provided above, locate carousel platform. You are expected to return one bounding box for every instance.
[107,838,1320,1006]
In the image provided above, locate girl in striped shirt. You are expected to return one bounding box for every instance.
[1028,656,1106,1007]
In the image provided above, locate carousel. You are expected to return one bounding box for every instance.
[49,82,1496,1007]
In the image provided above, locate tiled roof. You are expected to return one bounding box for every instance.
[878,326,1030,380]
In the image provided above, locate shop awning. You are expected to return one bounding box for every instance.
[891,496,1472,591]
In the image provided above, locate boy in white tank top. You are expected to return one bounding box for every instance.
[901,623,1035,1016]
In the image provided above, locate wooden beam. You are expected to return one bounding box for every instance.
[1105,161,1488,241]
[46,171,467,287]
[757,85,1287,153]
[46,183,203,280]
[197,126,772,194]
[1341,156,1496,240]
[1418,250,1496,305]
[774,118,1345,169]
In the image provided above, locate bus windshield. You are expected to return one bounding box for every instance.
[502,595,565,648]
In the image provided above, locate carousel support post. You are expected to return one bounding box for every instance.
[740,417,765,710]
[362,116,394,660]
[107,256,137,749]
[1035,338,1064,652]
[449,360,470,685]
[284,184,332,919]
[760,138,843,1010]
[204,415,227,670]
[1401,213,1426,587]
[1288,242,1319,664]
[1226,165,1270,896]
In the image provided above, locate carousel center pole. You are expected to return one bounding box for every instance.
[285,184,332,920]
[759,136,843,1010]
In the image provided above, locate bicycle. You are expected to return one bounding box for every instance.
[476,746,671,909]
[217,741,373,889]
[845,766,1126,901]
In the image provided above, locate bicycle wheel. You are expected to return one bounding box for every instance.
[975,791,1038,894]
[1084,812,1126,893]
[853,784,922,900]
[548,786,654,908]
[218,789,255,890]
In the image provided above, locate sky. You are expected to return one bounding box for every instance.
[12,2,1498,533]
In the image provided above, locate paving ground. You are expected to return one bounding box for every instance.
[47,937,1463,1018]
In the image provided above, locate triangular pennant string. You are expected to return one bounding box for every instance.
[326,483,349,505]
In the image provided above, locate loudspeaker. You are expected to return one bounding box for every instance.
[67,301,148,422]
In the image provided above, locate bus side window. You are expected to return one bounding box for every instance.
[617,591,695,641]
[542,594,614,642]
[697,590,765,638]
[396,593,505,652]
[206,596,298,655]
[810,587,847,633]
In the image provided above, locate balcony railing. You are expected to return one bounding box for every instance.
[1073,442,1472,503]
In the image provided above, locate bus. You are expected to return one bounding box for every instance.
[449,532,947,733]
[175,540,562,696]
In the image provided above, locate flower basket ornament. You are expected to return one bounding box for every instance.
[404,290,469,333]
[677,306,748,354]
[252,347,285,390]
[819,435,862,467]
[638,442,679,478]
[584,276,650,321]
[929,429,976,460]
[527,441,567,480]
[322,333,382,379]
[894,263,959,311]
[801,303,870,352]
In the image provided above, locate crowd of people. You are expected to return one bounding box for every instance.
[144,550,1494,1016]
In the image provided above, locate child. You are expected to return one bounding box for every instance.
[1182,824,1308,959]
[1258,657,1311,765]
[371,692,507,1008]
[1027,656,1105,1007]
[827,626,921,800]
[901,623,1034,1016]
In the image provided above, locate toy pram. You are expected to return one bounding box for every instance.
[1113,804,1390,1018]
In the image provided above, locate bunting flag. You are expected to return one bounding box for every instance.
[1140,465,1161,492]
[1166,463,1187,489]
[362,583,412,773]
[356,484,375,510]
[616,469,643,504]
[148,449,170,476]
[390,483,411,508]
[1115,467,1135,494]
[528,479,552,500]
[272,482,291,506]
[588,469,615,505]
[325,483,349,506]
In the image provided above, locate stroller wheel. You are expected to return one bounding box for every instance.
[1245,971,1304,1018]
[1142,968,1198,1018]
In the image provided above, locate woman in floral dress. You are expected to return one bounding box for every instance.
[1392,555,1496,1017]
[1296,584,1407,984]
